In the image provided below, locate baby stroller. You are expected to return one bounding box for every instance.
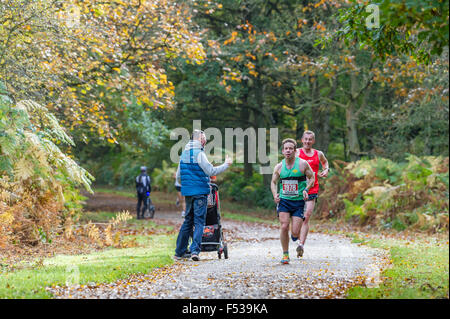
[201,182,228,259]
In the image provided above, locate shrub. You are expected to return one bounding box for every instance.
[220,168,275,209]
[317,155,449,232]
[151,160,177,192]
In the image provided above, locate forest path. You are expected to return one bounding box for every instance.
[49,192,387,299]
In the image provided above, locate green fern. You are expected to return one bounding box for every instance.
[0,95,94,198]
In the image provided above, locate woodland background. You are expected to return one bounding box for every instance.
[0,0,448,247]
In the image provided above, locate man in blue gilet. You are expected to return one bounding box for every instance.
[174,130,232,261]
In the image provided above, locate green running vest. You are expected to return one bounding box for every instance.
[279,157,307,201]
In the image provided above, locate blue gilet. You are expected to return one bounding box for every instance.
[179,147,210,196]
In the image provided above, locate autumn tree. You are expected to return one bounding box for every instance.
[0,0,208,243]
[1,0,206,142]
[333,0,449,64]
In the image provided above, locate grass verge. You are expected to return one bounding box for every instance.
[93,186,136,199]
[221,211,277,225]
[0,218,176,299]
[346,234,449,299]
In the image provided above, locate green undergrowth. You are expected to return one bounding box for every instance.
[319,155,449,232]
[346,234,449,299]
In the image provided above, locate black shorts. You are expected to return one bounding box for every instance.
[277,198,305,219]
[175,186,181,192]
[306,193,318,202]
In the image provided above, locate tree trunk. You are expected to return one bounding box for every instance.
[345,104,361,161]
[346,73,361,162]
[309,76,331,153]
[240,92,254,179]
[320,78,337,153]
[253,72,273,187]
[312,109,330,152]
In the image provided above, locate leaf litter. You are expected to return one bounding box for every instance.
[48,216,389,299]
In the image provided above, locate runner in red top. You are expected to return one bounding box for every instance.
[292,130,329,257]
[299,148,320,194]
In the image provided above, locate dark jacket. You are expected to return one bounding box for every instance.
[136,173,151,195]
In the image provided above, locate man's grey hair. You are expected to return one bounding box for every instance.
[191,129,205,140]
[302,130,315,139]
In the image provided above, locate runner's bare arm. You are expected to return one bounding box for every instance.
[299,159,315,200]
[318,151,329,178]
[271,163,282,203]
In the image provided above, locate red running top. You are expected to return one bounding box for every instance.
[298,148,320,194]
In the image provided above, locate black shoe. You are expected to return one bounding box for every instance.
[191,254,200,261]
[182,252,191,258]
[296,244,304,257]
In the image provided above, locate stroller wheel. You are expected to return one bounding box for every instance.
[223,244,228,259]
[149,206,155,219]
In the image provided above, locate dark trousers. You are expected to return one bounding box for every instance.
[136,193,149,218]
[175,195,208,256]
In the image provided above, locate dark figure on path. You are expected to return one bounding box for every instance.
[136,166,151,219]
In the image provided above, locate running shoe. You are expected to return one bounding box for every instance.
[181,210,186,218]
[296,244,304,258]
[281,254,290,264]
[191,254,200,261]
[182,252,191,258]
[173,252,191,260]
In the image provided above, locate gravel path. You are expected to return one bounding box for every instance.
[49,210,388,299]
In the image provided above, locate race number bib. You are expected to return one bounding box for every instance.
[282,180,299,196]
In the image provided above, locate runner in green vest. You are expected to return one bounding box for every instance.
[271,138,315,264]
